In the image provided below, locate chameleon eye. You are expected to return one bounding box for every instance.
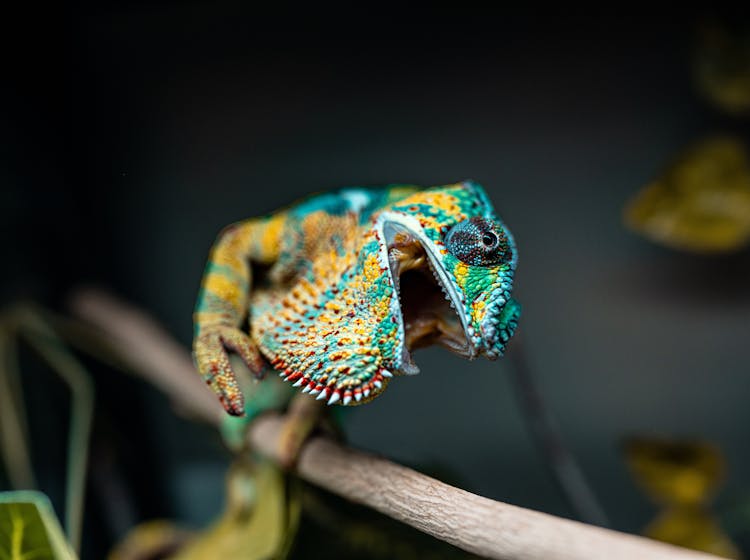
[445,217,509,266]
[482,231,498,248]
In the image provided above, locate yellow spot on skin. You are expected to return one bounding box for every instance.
[325,300,342,312]
[256,214,287,262]
[204,275,244,310]
[363,253,382,283]
[454,262,469,288]
[372,296,390,320]
[473,298,487,323]
[406,191,459,212]
[318,314,335,324]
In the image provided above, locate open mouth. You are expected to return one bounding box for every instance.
[384,224,474,368]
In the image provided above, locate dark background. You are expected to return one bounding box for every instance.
[3,6,750,558]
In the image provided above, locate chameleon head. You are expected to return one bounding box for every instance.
[375,180,520,377]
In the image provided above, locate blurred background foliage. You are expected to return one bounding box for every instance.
[2,6,750,558]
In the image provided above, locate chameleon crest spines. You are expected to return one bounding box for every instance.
[193,181,520,415]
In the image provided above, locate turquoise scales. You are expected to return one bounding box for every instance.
[193,181,520,415]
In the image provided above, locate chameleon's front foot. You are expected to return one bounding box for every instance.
[275,394,326,470]
[193,325,266,416]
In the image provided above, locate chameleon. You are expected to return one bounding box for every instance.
[193,180,520,421]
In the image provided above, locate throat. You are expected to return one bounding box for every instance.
[397,269,461,350]
[387,230,471,358]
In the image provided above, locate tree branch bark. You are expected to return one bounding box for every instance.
[69,289,720,560]
[251,414,718,560]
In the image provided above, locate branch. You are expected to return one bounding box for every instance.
[251,415,717,560]
[69,289,720,560]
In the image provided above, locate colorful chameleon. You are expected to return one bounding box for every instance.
[193,181,520,417]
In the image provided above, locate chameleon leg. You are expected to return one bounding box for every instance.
[275,394,326,470]
[194,215,287,416]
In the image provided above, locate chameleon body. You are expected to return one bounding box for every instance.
[193,181,520,416]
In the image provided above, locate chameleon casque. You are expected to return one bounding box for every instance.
[193,180,520,419]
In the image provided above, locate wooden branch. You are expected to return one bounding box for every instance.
[69,289,720,560]
[251,415,717,560]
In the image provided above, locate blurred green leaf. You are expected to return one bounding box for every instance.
[0,491,77,560]
[107,520,193,560]
[172,459,300,560]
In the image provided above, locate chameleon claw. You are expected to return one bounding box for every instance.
[217,392,245,417]
[193,325,266,416]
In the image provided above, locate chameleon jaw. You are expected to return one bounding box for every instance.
[380,217,476,370]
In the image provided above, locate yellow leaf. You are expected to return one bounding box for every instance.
[624,137,750,253]
[624,437,741,559]
[646,507,740,559]
[695,21,750,115]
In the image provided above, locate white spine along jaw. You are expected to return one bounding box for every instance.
[374,211,476,372]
